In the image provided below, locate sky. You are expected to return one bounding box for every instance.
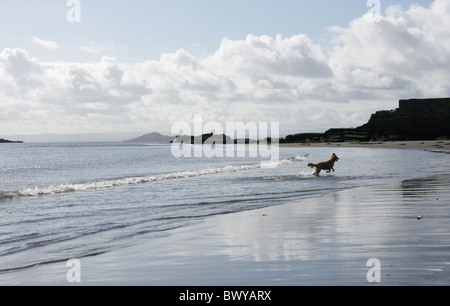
[0,0,447,139]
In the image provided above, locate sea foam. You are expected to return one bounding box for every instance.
[0,155,308,200]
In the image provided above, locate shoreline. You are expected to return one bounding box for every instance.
[1,145,449,286]
[87,170,450,286]
[278,140,450,150]
[1,155,450,285]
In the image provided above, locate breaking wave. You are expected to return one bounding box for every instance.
[0,155,309,200]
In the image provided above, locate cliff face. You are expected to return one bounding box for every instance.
[281,97,450,143]
[358,98,450,140]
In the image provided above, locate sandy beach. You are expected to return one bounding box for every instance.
[279,140,450,150]
[3,0,450,293]
[1,143,449,287]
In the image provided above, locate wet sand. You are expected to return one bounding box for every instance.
[2,161,450,286]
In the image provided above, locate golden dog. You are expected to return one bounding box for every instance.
[307,153,339,175]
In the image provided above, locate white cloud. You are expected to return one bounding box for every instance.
[0,48,42,91]
[206,34,332,79]
[329,0,450,99]
[32,36,61,50]
[1,0,450,136]
[78,41,128,56]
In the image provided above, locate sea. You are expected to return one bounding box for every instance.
[0,142,447,276]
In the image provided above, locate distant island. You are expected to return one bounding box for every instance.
[280,97,450,143]
[171,133,273,145]
[127,132,272,145]
[0,138,23,143]
[125,132,175,143]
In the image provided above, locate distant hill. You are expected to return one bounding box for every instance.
[125,132,175,143]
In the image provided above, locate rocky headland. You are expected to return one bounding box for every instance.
[133,98,450,145]
[280,98,450,143]
[171,133,273,145]
[0,138,23,144]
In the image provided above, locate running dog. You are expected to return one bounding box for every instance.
[307,153,339,175]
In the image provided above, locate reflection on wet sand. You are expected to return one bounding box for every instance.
[189,172,450,285]
[402,174,450,199]
[2,173,450,285]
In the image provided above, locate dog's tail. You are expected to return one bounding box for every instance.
[307,163,316,169]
